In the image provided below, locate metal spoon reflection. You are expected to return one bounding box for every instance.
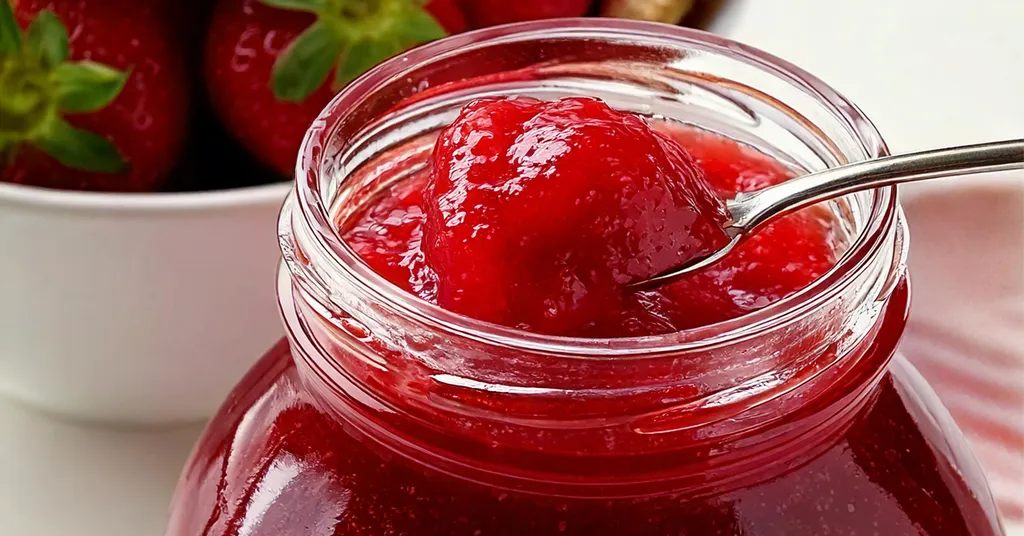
[633,139,1024,289]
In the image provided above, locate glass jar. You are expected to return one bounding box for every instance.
[166,20,1005,535]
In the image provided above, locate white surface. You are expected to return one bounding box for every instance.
[1,0,1021,534]
[0,401,203,536]
[0,183,289,423]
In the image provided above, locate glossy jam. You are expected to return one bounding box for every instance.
[166,125,1003,535]
[422,97,730,334]
[346,117,836,337]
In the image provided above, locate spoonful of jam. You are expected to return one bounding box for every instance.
[423,96,732,335]
[349,95,842,336]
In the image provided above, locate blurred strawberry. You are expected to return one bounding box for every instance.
[0,0,189,192]
[426,0,467,32]
[461,0,592,28]
[600,0,695,24]
[205,0,464,177]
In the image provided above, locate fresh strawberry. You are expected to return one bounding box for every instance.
[425,0,467,33]
[205,0,464,177]
[461,0,592,28]
[0,0,189,192]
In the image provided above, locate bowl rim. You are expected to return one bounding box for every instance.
[0,180,292,214]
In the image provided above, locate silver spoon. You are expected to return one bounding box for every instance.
[636,139,1024,289]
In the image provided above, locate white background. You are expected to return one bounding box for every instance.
[1,0,1021,534]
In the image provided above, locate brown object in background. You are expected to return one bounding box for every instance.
[601,0,697,24]
[681,0,728,30]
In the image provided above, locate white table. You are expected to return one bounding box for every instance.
[2,1,1021,534]
[0,402,203,535]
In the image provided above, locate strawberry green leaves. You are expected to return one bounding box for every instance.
[25,10,68,66]
[390,7,446,43]
[0,0,20,54]
[0,1,129,173]
[263,0,447,103]
[333,8,443,88]
[334,38,392,89]
[54,62,130,112]
[38,119,128,173]
[260,0,328,11]
[272,21,344,102]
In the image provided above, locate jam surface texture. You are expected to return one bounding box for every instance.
[346,97,836,336]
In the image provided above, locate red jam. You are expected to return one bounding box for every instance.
[166,100,1003,535]
[422,97,730,334]
[345,97,835,337]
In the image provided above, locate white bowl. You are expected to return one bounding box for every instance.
[0,181,291,425]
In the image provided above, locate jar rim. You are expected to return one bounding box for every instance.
[292,18,895,358]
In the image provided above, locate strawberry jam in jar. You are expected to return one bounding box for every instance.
[166,21,1005,535]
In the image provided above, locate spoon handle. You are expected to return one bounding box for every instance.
[727,139,1024,235]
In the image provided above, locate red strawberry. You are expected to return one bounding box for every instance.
[426,0,467,33]
[204,0,464,178]
[0,0,189,192]
[461,0,592,28]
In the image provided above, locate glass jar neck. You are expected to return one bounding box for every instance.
[277,20,906,497]
[279,269,909,497]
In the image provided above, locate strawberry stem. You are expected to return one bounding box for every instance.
[0,55,56,143]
